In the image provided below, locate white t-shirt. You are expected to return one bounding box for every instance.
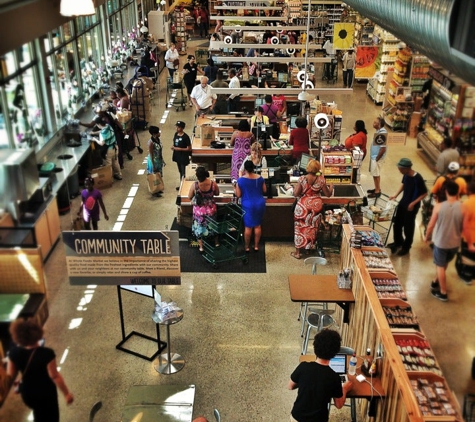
[228,75,240,99]
[323,40,336,57]
[165,48,179,70]
[190,83,217,109]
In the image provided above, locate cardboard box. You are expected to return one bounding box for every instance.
[89,165,113,189]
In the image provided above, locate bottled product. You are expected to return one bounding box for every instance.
[361,348,373,376]
[348,353,357,375]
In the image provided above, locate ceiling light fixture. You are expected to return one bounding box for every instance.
[60,0,95,17]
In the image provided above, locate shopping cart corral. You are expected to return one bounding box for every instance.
[361,193,398,245]
[202,203,248,268]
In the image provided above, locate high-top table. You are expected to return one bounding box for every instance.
[288,274,355,323]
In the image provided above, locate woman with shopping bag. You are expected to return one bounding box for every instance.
[147,126,165,197]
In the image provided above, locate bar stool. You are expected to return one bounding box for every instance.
[154,310,184,374]
[301,309,337,354]
[299,257,334,336]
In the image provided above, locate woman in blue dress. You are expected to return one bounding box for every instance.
[235,160,267,252]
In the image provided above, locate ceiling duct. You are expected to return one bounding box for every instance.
[344,0,475,86]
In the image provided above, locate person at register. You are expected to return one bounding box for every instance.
[288,116,310,163]
[261,94,282,140]
[250,106,270,135]
[292,159,333,259]
[230,119,255,181]
[288,329,353,422]
[239,142,267,177]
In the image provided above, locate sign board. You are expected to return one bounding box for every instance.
[387,132,406,145]
[63,231,180,286]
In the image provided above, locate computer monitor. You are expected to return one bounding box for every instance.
[255,97,265,107]
[299,153,314,173]
[290,116,298,129]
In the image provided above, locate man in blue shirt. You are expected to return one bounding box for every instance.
[367,116,387,198]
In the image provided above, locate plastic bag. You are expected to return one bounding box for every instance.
[152,301,182,323]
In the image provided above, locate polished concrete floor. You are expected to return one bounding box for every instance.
[1,40,474,421]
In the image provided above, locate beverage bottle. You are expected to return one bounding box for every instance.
[361,348,372,376]
[348,353,357,376]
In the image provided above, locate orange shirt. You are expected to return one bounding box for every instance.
[431,175,467,199]
[463,194,475,244]
[344,131,367,158]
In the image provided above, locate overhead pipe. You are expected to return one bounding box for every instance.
[344,0,475,86]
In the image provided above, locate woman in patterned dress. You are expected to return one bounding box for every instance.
[188,166,220,252]
[292,159,333,259]
[230,119,255,181]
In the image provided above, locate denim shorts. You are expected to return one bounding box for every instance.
[433,246,458,267]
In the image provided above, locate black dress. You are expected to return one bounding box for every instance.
[9,346,59,422]
[183,62,199,95]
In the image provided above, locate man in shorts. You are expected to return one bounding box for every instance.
[424,181,464,301]
[367,116,387,198]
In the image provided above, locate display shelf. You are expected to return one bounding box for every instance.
[383,101,414,132]
[337,225,463,422]
[409,55,431,94]
[419,65,475,171]
[320,150,352,180]
[173,10,187,54]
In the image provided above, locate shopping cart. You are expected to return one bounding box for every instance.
[361,193,398,245]
[166,74,187,111]
[202,203,248,268]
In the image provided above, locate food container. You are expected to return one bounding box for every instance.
[380,298,416,327]
[370,271,407,300]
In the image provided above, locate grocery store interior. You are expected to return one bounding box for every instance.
[0,0,474,421]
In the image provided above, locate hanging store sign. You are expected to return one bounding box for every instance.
[62,231,180,286]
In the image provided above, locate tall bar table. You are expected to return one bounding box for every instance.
[154,310,184,374]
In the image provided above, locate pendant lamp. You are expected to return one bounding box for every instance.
[60,0,95,17]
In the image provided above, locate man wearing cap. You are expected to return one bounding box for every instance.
[190,76,217,117]
[424,180,464,301]
[367,116,388,198]
[436,137,459,176]
[171,121,192,186]
[431,161,467,202]
[388,158,428,256]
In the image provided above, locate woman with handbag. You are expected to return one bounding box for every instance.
[7,318,74,422]
[165,43,179,81]
[188,166,220,253]
[292,159,333,259]
[147,126,165,197]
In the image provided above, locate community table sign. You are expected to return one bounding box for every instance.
[62,231,180,286]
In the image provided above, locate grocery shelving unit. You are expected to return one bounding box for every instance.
[320,149,352,184]
[417,66,475,175]
[173,9,187,55]
[366,27,400,104]
[409,55,431,95]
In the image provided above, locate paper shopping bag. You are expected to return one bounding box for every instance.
[147,172,164,194]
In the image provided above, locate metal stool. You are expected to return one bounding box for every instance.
[301,310,337,354]
[298,257,333,336]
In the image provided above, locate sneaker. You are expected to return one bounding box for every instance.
[397,248,410,256]
[367,189,376,194]
[113,175,123,180]
[368,192,381,198]
[431,290,448,301]
[430,280,439,290]
[387,243,400,254]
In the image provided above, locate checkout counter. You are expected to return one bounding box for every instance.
[178,179,365,239]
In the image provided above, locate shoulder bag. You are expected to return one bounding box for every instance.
[193,181,204,206]
[13,348,37,394]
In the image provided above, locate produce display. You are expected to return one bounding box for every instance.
[362,249,394,270]
[411,378,456,416]
[374,280,407,299]
[382,304,416,326]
